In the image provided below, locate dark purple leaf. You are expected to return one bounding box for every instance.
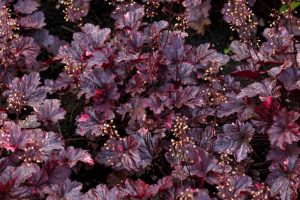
[111,3,144,30]
[33,99,66,123]
[144,94,172,115]
[59,146,94,167]
[121,177,174,199]
[268,109,300,150]
[79,24,111,48]
[83,184,124,200]
[0,121,25,152]
[43,160,71,185]
[79,68,118,101]
[11,37,40,67]
[18,11,46,29]
[63,0,90,23]
[267,156,300,200]
[171,86,205,109]
[217,174,253,199]
[14,0,39,14]
[189,148,219,184]
[32,29,66,55]
[215,122,254,162]
[278,67,300,91]
[148,176,173,194]
[229,40,251,61]
[217,93,253,119]
[176,62,196,84]
[237,79,280,100]
[44,179,83,200]
[231,70,264,79]
[45,72,72,94]
[160,185,211,200]
[267,142,300,162]
[117,97,147,123]
[76,107,114,137]
[96,135,144,171]
[261,27,293,56]
[0,163,44,199]
[87,51,109,68]
[20,129,64,162]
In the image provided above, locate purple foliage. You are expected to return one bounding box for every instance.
[33,99,66,124]
[0,0,300,199]
[14,0,40,14]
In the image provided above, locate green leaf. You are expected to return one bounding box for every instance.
[279,1,300,13]
[290,1,300,9]
[224,48,231,55]
[279,4,289,13]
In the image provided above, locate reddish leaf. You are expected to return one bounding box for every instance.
[231,70,264,79]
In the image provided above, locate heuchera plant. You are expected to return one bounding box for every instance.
[0,0,300,199]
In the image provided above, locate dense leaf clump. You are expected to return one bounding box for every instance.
[0,0,300,199]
